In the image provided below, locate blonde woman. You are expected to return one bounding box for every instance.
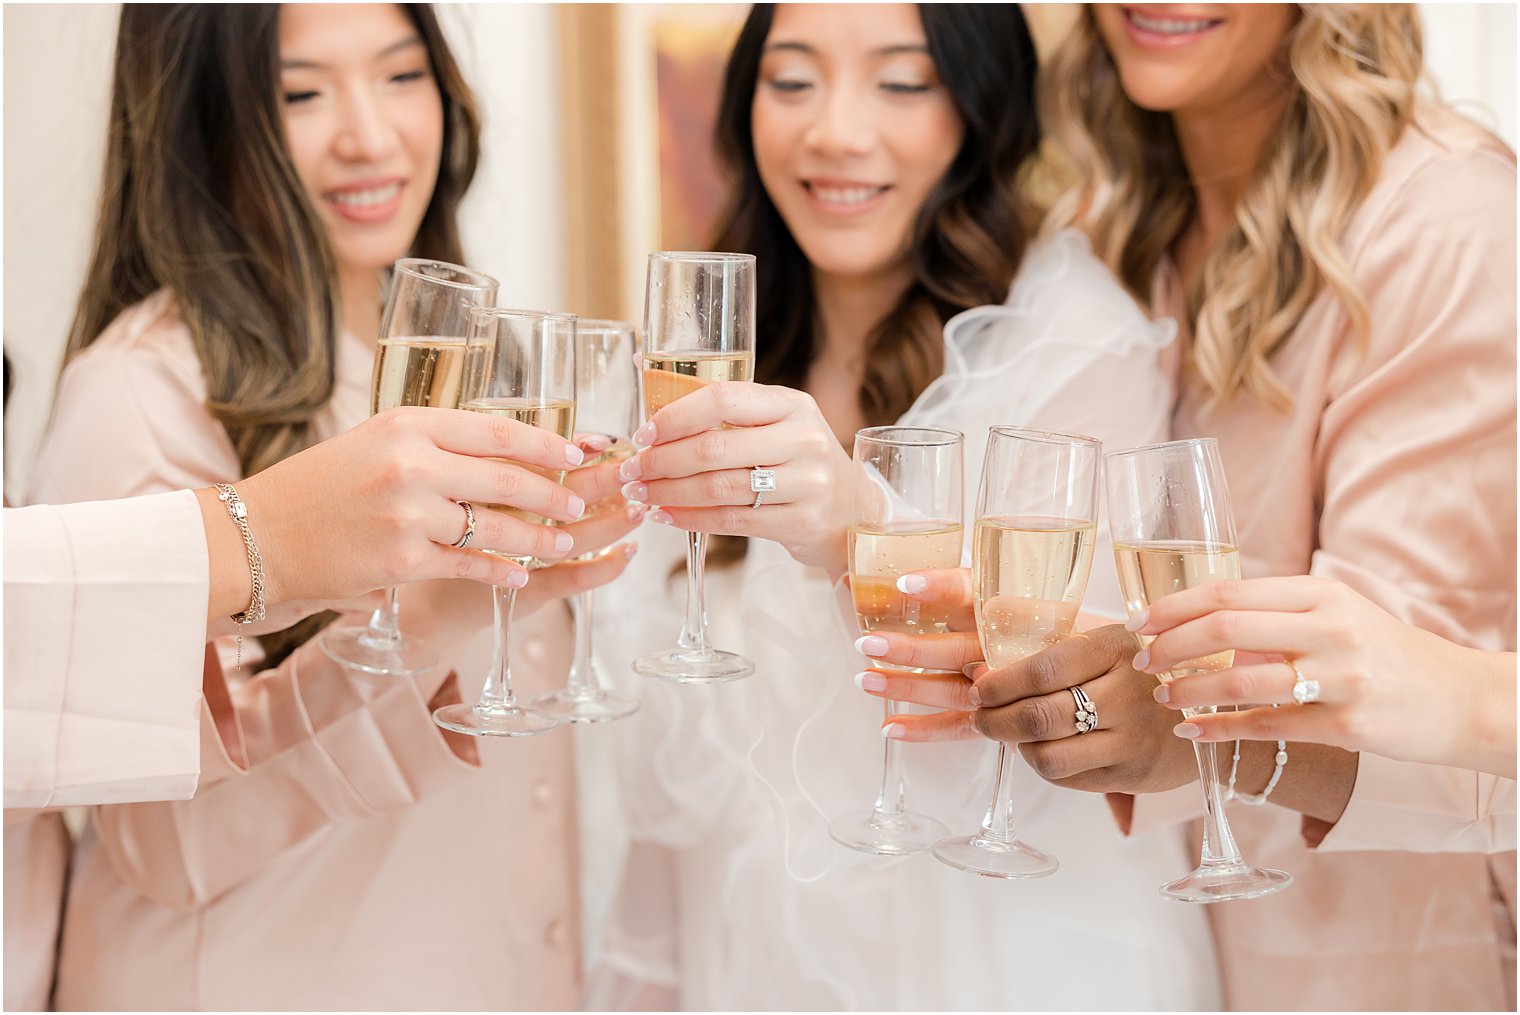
[867,3,1515,1010]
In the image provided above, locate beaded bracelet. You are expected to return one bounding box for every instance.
[1224,705,1288,806]
[214,483,266,669]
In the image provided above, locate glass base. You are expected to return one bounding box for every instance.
[932,833,1060,879]
[1161,862,1293,903]
[531,689,640,724]
[320,625,436,677]
[829,809,947,856]
[633,647,754,684]
[432,702,559,738]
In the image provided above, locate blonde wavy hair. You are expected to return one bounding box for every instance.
[1043,5,1423,409]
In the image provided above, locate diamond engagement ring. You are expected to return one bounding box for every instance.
[451,500,477,549]
[1288,659,1321,704]
[749,468,777,508]
[1071,685,1098,734]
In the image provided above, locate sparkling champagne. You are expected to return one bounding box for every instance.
[372,337,468,412]
[849,523,963,634]
[1114,540,1241,677]
[642,350,755,416]
[461,396,577,560]
[973,516,1095,668]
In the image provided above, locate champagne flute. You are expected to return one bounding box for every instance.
[321,258,498,677]
[933,427,1100,879]
[830,426,961,855]
[432,308,577,738]
[1105,437,1292,902]
[632,252,756,684]
[533,318,641,723]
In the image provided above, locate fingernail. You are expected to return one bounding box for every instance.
[649,509,673,525]
[626,501,647,521]
[582,433,612,452]
[622,543,639,560]
[1173,723,1201,739]
[968,684,982,707]
[618,456,642,481]
[1125,609,1149,632]
[504,569,529,589]
[1153,684,1170,704]
[566,495,586,519]
[565,445,585,467]
[896,574,928,595]
[854,634,888,658]
[1132,648,1150,671]
[854,671,887,692]
[633,421,657,448]
[962,662,987,680]
[882,723,906,739]
[621,481,648,503]
[554,531,575,553]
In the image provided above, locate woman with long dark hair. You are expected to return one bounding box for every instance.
[25,5,638,1008]
[589,4,1217,1008]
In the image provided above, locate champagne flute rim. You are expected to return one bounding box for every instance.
[574,318,636,335]
[469,306,577,324]
[988,425,1100,448]
[1104,436,1220,460]
[856,425,964,448]
[392,257,499,292]
[648,250,756,265]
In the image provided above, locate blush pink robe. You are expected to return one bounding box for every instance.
[25,292,582,1010]
[1152,104,1517,1011]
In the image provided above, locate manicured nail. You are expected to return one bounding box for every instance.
[565,445,585,467]
[649,509,673,525]
[621,481,648,503]
[622,543,639,560]
[962,662,988,680]
[854,634,889,658]
[882,723,907,739]
[1173,723,1201,739]
[618,456,642,481]
[896,574,928,595]
[554,531,575,553]
[504,569,529,589]
[566,495,586,519]
[633,421,657,448]
[1125,609,1149,632]
[854,671,887,692]
[968,684,982,707]
[1132,648,1150,671]
[626,501,647,521]
[580,433,612,452]
[1153,684,1170,704]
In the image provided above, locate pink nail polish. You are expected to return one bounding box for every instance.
[1153,684,1170,704]
[504,569,529,589]
[854,634,888,658]
[895,574,928,595]
[622,542,639,559]
[1132,648,1151,671]
[566,495,586,519]
[626,501,647,521]
[621,481,648,503]
[633,421,657,448]
[1173,723,1201,739]
[1125,609,1149,632]
[554,531,574,553]
[881,723,907,739]
[618,456,642,482]
[649,509,673,525]
[968,685,982,707]
[564,445,585,467]
[854,671,887,692]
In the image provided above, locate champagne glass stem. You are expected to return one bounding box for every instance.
[565,590,595,696]
[360,586,403,648]
[1187,706,1245,866]
[873,699,909,817]
[480,584,522,710]
[978,743,1020,844]
[676,531,710,653]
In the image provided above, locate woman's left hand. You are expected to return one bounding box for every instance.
[617,381,855,575]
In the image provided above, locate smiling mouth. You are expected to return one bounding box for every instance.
[327,182,403,208]
[804,182,890,208]
[1124,8,1225,36]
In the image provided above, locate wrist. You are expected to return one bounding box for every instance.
[196,486,256,621]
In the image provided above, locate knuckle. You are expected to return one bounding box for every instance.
[1203,611,1236,645]
[696,431,730,466]
[1225,671,1257,702]
[703,470,736,502]
[1026,652,1063,695]
[488,415,517,450]
[492,466,523,502]
[1014,700,1054,741]
[716,506,748,533]
[1022,744,1060,781]
[1210,579,1242,607]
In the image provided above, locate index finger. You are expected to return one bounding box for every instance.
[641,381,801,445]
[1129,575,1325,636]
[973,625,1138,708]
[420,407,585,470]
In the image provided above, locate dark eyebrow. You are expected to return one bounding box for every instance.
[761,40,929,57]
[280,35,425,71]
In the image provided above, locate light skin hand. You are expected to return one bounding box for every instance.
[618,380,856,577]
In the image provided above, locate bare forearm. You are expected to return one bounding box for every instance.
[1226,739,1358,825]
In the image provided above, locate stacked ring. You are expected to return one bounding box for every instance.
[451,501,477,549]
[1071,685,1098,734]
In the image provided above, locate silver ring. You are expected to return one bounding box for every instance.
[1288,659,1321,704]
[1071,685,1097,734]
[451,501,476,549]
[749,467,777,509]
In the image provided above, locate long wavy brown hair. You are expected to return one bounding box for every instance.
[1042,5,1423,409]
[707,2,1041,565]
[65,3,481,666]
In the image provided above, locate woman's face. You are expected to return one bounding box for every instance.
[1094,4,1298,116]
[279,3,444,279]
[750,3,965,285]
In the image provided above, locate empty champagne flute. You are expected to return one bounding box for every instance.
[432,308,576,737]
[933,427,1100,879]
[632,252,756,684]
[321,257,498,677]
[831,426,961,855]
[1106,437,1293,902]
[533,318,641,723]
